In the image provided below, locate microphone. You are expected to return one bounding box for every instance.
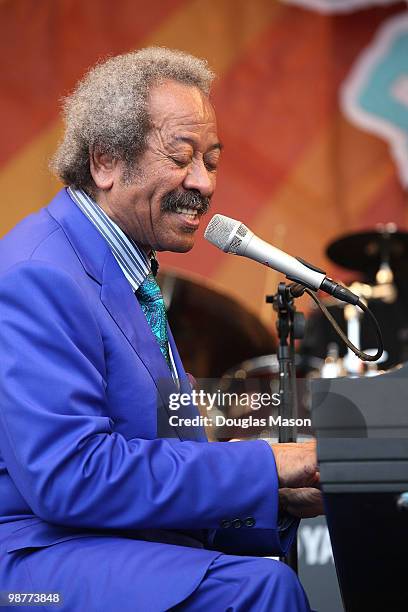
[204,214,360,305]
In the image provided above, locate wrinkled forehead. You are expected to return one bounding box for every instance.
[147,80,217,132]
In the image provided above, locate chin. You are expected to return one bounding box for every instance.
[176,243,194,253]
[155,234,195,253]
[158,244,194,254]
[157,239,195,253]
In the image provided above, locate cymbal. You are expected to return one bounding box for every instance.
[326,228,408,273]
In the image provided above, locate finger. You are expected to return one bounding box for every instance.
[280,488,325,518]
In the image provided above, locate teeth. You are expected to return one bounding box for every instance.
[175,206,198,216]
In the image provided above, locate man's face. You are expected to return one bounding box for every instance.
[97,80,221,252]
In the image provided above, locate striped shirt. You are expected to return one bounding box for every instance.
[67,187,150,291]
[67,187,178,380]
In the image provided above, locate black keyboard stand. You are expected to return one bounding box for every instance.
[312,364,408,612]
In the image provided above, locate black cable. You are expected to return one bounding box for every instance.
[304,288,384,362]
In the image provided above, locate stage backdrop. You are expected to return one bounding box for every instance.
[1,0,407,326]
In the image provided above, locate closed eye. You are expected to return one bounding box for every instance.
[205,160,218,172]
[170,157,191,168]
[204,153,220,172]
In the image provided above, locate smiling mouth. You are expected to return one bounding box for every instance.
[175,206,199,219]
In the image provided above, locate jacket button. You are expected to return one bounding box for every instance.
[244,517,256,527]
[220,519,231,528]
[232,518,243,529]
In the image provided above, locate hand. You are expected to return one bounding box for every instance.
[279,487,324,518]
[269,440,319,488]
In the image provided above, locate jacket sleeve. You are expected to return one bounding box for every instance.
[0,260,287,551]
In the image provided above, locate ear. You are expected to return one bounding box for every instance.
[89,147,118,190]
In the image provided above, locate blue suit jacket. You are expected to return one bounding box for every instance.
[0,190,297,610]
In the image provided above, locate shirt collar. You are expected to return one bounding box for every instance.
[67,186,151,291]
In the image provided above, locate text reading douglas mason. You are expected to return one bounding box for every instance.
[168,415,311,428]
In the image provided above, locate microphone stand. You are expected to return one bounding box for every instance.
[266,282,306,574]
[265,279,383,574]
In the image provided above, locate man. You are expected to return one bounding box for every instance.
[0,48,322,611]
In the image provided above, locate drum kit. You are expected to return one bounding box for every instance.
[205,224,408,439]
[311,223,408,376]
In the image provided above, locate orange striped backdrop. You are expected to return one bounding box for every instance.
[1,0,407,326]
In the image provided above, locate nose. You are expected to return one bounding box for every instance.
[183,159,215,198]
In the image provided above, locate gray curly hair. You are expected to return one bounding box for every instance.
[50,47,215,193]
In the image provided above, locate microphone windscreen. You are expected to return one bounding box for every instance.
[204,214,246,252]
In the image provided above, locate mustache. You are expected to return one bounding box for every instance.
[161,189,211,215]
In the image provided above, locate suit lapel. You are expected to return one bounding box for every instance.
[100,252,174,392]
[168,328,207,442]
[47,189,199,441]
